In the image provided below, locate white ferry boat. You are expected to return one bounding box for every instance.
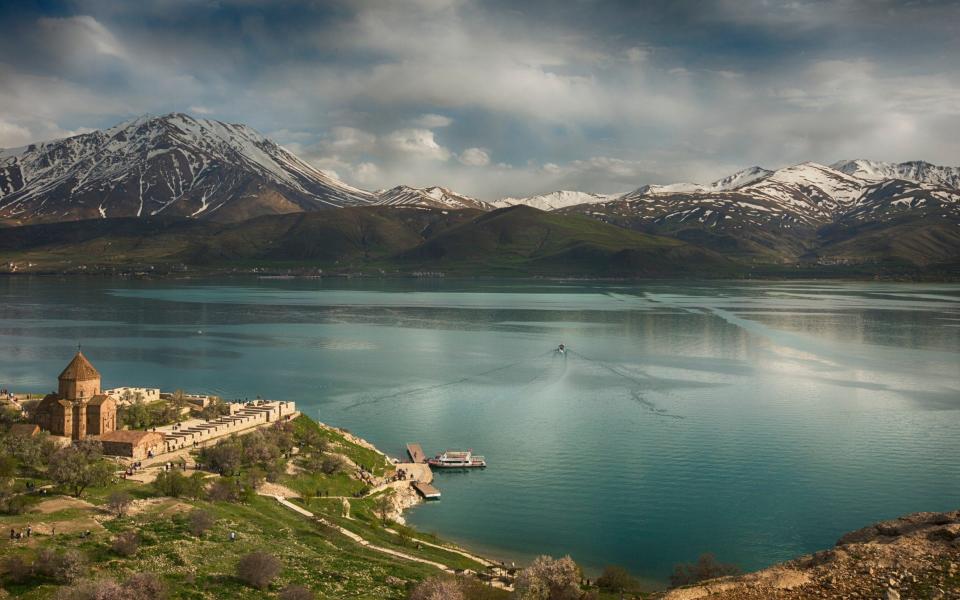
[427,450,487,469]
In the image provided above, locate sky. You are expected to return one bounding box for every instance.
[0,0,958,199]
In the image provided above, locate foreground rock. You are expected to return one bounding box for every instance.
[661,510,960,599]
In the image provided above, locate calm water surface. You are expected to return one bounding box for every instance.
[1,277,958,583]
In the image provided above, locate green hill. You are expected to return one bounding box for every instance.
[400,205,733,276]
[0,205,733,277]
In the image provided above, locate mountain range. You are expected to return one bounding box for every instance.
[1,113,958,273]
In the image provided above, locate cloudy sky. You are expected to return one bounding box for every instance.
[1,0,958,199]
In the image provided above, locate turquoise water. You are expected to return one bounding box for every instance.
[1,277,958,583]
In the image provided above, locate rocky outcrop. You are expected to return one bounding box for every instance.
[661,510,960,599]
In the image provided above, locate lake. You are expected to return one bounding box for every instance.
[1,277,958,585]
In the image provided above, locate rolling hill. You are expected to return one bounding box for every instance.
[0,205,737,277]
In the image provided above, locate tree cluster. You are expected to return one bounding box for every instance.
[200,422,294,480]
[3,548,87,585]
[48,440,114,497]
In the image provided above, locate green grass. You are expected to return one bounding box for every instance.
[292,415,391,476]
[0,490,468,599]
[0,415,502,598]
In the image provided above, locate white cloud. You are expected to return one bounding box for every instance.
[384,128,450,161]
[458,147,490,166]
[411,114,453,128]
[0,120,33,148]
[189,105,213,115]
[626,47,649,63]
[37,15,127,59]
[325,126,377,153]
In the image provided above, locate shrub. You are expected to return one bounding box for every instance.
[279,584,315,600]
[153,471,188,498]
[514,555,581,600]
[373,488,396,525]
[183,472,207,500]
[408,576,464,600]
[56,579,127,600]
[54,572,166,600]
[111,531,139,557]
[670,553,740,588]
[236,551,281,590]
[1,493,29,515]
[188,509,215,537]
[107,490,133,517]
[124,572,167,599]
[207,478,239,502]
[3,554,33,584]
[201,439,243,475]
[33,549,86,583]
[596,565,640,593]
[320,454,350,475]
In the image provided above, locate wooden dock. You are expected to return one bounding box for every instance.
[413,481,441,499]
[406,443,427,463]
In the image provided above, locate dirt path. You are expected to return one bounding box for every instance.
[263,494,461,574]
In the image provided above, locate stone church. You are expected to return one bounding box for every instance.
[32,351,117,440]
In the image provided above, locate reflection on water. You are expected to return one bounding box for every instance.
[1,277,958,583]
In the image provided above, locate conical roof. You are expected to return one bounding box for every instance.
[58,351,100,381]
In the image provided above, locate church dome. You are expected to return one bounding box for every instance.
[58,351,100,381]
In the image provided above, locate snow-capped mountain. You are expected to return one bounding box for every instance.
[492,190,621,211]
[561,161,960,261]
[0,113,374,224]
[831,159,960,190]
[375,185,491,210]
[629,166,774,196]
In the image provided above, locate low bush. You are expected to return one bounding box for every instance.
[236,551,281,590]
[111,531,139,557]
[55,572,166,600]
[279,584,315,600]
[188,508,215,537]
[670,553,740,588]
[320,454,350,475]
[36,549,87,583]
[3,554,33,584]
[596,565,640,593]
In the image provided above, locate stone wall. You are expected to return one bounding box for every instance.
[157,400,297,454]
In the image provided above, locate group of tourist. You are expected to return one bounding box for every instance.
[9,526,31,540]
[121,460,146,479]
[391,467,416,482]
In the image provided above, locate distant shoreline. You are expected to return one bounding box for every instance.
[2,271,958,282]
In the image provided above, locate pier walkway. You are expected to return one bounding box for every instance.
[406,443,427,463]
[413,481,441,499]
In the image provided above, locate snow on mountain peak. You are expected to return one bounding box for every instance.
[0,113,374,223]
[831,159,960,189]
[492,190,621,211]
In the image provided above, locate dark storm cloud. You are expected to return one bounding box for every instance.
[0,0,958,198]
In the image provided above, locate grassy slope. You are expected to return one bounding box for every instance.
[0,205,734,277]
[0,416,503,599]
[398,205,735,276]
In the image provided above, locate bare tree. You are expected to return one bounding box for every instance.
[107,490,133,517]
[373,488,396,525]
[188,509,215,537]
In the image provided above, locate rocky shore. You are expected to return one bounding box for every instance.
[661,510,960,599]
